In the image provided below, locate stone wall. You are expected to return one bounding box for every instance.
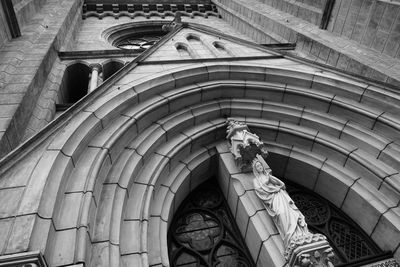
[12,0,47,29]
[0,0,83,158]
[0,5,11,49]
[0,57,398,266]
[258,0,328,26]
[214,0,400,86]
[327,0,400,58]
[73,16,249,51]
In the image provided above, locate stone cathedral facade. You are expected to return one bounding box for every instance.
[0,0,399,266]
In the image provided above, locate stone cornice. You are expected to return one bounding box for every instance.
[82,3,219,19]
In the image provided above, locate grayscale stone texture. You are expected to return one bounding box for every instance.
[0,0,399,266]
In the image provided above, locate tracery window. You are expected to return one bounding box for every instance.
[168,178,388,267]
[285,182,386,266]
[168,180,255,267]
[116,34,162,51]
[103,22,167,51]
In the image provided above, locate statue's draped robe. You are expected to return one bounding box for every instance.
[253,173,308,247]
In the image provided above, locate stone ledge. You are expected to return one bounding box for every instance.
[0,250,47,267]
[363,258,400,267]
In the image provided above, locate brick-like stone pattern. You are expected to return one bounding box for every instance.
[258,0,328,26]
[0,5,11,49]
[3,13,253,149]
[0,2,400,266]
[73,16,253,51]
[328,0,400,59]
[0,58,399,265]
[214,0,400,86]
[13,0,47,29]
[0,0,83,158]
[21,58,67,141]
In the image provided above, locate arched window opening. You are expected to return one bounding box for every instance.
[186,33,215,58]
[56,63,90,115]
[186,34,201,42]
[168,179,255,267]
[284,181,387,266]
[102,60,124,81]
[213,42,232,57]
[59,63,90,104]
[175,43,193,59]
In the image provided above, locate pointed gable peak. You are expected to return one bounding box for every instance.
[142,23,278,62]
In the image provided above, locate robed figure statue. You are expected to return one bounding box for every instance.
[226,120,334,265]
[252,155,310,247]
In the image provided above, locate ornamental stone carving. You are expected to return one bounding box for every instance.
[225,119,269,171]
[225,119,335,267]
[252,154,310,248]
[162,12,182,32]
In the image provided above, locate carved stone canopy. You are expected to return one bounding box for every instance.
[226,119,268,171]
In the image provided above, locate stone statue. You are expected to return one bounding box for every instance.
[226,119,335,266]
[252,155,309,247]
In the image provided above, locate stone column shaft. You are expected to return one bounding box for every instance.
[89,64,101,92]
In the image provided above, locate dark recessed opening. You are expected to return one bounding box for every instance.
[59,63,91,104]
[103,61,124,81]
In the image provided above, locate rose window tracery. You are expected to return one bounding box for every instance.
[116,35,162,50]
[175,212,221,251]
[168,180,255,267]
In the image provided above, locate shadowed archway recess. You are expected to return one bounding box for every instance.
[0,61,399,267]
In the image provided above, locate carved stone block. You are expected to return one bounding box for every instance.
[285,234,334,267]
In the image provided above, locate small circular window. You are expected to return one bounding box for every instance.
[103,21,167,51]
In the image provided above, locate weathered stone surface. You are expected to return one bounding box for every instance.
[5,214,36,254]
[0,4,399,266]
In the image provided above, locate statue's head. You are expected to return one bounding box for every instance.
[253,160,264,173]
[252,154,270,175]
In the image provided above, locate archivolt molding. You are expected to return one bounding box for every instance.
[1,62,399,266]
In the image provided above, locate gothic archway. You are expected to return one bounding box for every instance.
[1,61,398,266]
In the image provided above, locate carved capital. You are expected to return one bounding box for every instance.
[285,234,335,267]
[89,63,102,72]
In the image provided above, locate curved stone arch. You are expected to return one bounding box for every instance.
[101,59,125,81]
[174,42,198,59]
[212,41,235,57]
[101,20,168,48]
[100,58,126,67]
[64,59,92,68]
[185,33,201,41]
[56,61,92,107]
[9,62,398,266]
